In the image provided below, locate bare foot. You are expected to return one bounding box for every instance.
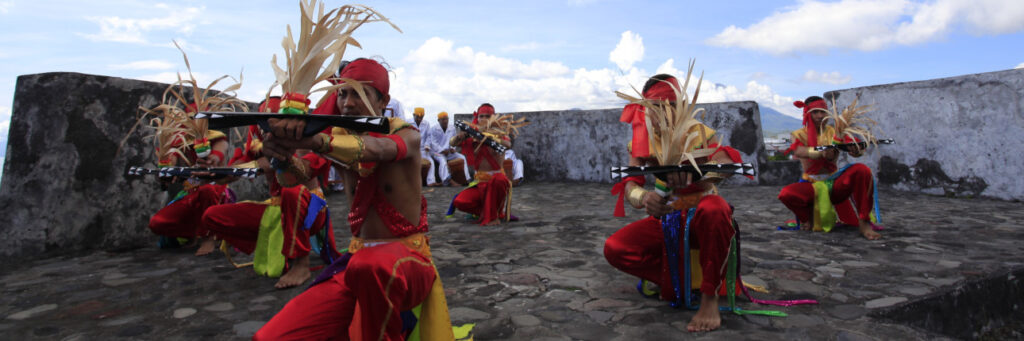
[275,256,311,289]
[859,221,882,240]
[800,222,811,231]
[687,293,722,332]
[194,237,217,256]
[484,219,502,226]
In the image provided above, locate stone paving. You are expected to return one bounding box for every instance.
[2,182,1023,340]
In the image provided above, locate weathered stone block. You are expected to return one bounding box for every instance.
[0,72,264,260]
[826,68,1024,200]
[454,100,766,185]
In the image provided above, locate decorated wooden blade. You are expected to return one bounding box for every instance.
[196,112,390,136]
[125,166,263,180]
[454,120,507,154]
[814,138,895,152]
[609,163,757,180]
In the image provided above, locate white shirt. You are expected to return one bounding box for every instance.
[385,98,406,120]
[428,122,458,154]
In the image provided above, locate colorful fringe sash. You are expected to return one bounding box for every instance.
[663,208,818,316]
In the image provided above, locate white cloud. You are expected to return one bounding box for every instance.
[109,60,176,70]
[79,4,204,44]
[1016,62,1024,69]
[609,31,644,70]
[501,42,542,52]
[652,59,802,119]
[0,1,12,14]
[388,37,802,122]
[802,70,852,85]
[707,0,1024,54]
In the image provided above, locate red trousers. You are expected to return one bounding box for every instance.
[149,184,228,238]
[202,186,328,259]
[777,163,874,224]
[604,194,735,297]
[254,242,436,341]
[452,172,511,225]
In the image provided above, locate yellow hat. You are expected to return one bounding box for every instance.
[437,111,448,119]
[413,107,425,116]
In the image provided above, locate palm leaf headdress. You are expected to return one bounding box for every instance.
[824,96,879,148]
[615,59,714,175]
[121,41,247,166]
[270,1,400,116]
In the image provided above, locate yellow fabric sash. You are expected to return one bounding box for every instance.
[348,234,471,340]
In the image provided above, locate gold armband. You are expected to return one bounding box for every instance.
[627,186,649,208]
[327,134,365,164]
[807,149,822,159]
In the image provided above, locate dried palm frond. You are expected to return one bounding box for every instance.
[615,59,713,174]
[163,40,248,140]
[118,40,248,164]
[271,2,400,115]
[139,104,196,165]
[825,96,879,148]
[474,114,530,152]
[479,114,529,138]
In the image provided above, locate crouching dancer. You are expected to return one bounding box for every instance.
[255,58,458,340]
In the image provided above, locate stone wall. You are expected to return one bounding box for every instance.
[0,72,265,260]
[453,101,766,185]
[826,68,1024,201]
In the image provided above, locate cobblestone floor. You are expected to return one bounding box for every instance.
[2,183,1023,340]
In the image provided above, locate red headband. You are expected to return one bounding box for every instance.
[643,77,680,102]
[258,96,282,113]
[793,98,828,147]
[794,99,828,117]
[474,104,495,117]
[337,59,389,97]
[473,104,495,124]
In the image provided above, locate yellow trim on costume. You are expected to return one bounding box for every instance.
[378,255,436,340]
[206,129,227,142]
[791,125,837,147]
[347,233,431,260]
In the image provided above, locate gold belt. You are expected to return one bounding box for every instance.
[348,233,431,259]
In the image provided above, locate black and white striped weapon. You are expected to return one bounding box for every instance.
[125,166,263,180]
[196,112,391,136]
[814,139,894,152]
[196,112,391,170]
[454,120,507,154]
[609,163,757,181]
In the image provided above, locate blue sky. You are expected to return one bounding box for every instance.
[2,0,1023,181]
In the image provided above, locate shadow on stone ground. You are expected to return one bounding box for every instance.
[2,183,1023,340]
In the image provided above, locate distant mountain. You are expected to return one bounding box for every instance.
[759,105,802,137]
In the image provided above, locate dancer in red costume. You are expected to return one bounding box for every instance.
[777,96,881,240]
[255,58,457,340]
[447,103,516,225]
[201,97,338,289]
[146,104,233,256]
[604,73,745,332]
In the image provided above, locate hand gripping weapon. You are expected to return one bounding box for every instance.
[813,138,894,152]
[195,112,390,169]
[610,163,757,196]
[454,120,508,154]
